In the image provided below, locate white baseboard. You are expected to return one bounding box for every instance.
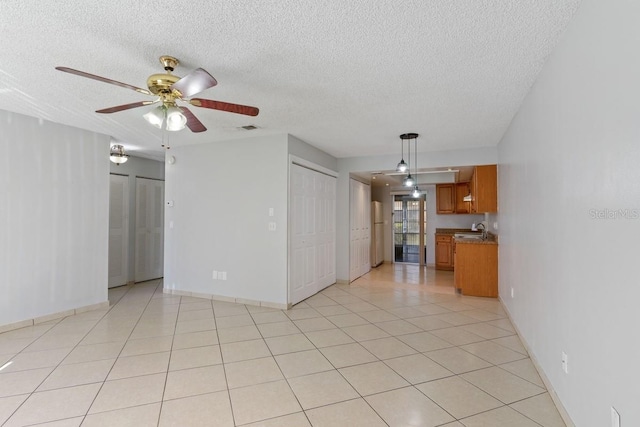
[163,288,288,310]
[0,300,110,334]
[499,297,575,427]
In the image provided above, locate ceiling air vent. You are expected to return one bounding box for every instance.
[239,125,259,130]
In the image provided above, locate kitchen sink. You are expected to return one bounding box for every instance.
[454,233,484,240]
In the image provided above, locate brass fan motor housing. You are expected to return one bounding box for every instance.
[147,56,182,98]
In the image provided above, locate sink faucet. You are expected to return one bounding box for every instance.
[475,223,487,240]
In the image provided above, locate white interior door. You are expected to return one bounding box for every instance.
[135,177,164,282]
[108,174,129,288]
[290,164,336,305]
[349,179,371,282]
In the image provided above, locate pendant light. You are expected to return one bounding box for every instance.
[411,134,421,197]
[396,136,408,172]
[401,133,418,187]
[109,144,129,165]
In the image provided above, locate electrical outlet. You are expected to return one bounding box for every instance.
[212,270,218,280]
[611,407,620,427]
[511,287,514,298]
[268,222,276,231]
[268,208,274,217]
[561,351,568,374]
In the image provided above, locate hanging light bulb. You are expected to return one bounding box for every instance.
[143,104,187,131]
[403,173,415,187]
[412,185,421,198]
[143,106,165,129]
[165,105,187,131]
[396,137,407,172]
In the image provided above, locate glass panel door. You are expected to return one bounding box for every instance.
[393,195,426,264]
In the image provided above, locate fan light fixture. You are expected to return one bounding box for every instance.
[143,103,187,131]
[109,144,129,165]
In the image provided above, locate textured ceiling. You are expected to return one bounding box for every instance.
[0,1,580,160]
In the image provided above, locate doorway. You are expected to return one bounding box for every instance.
[393,195,427,264]
[134,177,164,282]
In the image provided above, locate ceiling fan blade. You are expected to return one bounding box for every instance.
[190,98,259,117]
[171,68,217,98]
[96,100,157,114]
[55,66,152,95]
[179,107,207,133]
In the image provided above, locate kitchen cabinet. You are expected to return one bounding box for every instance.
[470,165,497,213]
[455,182,471,214]
[454,241,498,297]
[435,234,454,270]
[436,184,456,214]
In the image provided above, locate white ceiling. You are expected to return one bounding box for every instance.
[0,1,580,160]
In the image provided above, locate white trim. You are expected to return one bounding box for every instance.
[289,155,339,178]
[163,288,288,310]
[0,301,110,333]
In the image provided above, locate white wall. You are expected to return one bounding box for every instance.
[164,134,290,305]
[497,1,640,425]
[0,110,110,326]
[110,155,164,283]
[336,147,497,280]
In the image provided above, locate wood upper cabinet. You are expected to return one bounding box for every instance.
[454,242,498,297]
[455,182,471,214]
[470,165,498,213]
[435,234,454,270]
[436,184,456,214]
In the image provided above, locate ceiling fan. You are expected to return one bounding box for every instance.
[56,55,259,133]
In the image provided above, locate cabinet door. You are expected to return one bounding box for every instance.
[436,184,456,214]
[456,183,471,214]
[435,235,453,270]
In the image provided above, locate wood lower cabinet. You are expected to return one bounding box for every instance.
[436,184,456,214]
[435,234,454,270]
[454,242,498,297]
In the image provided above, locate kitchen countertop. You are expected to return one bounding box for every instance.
[435,228,498,245]
[454,236,498,245]
[435,228,481,235]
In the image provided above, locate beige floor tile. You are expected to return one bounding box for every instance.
[398,331,454,352]
[229,380,301,425]
[339,361,409,395]
[174,318,216,334]
[327,295,362,305]
[357,309,399,323]
[89,373,166,414]
[217,324,262,344]
[213,302,249,317]
[510,393,566,427]
[288,370,358,409]
[177,308,214,322]
[359,337,417,360]
[341,324,390,342]
[461,323,515,339]
[325,313,368,327]
[0,367,53,397]
[265,334,315,355]
[225,356,284,389]
[82,402,161,427]
[38,358,115,391]
[387,307,428,319]
[407,316,456,331]
[492,335,528,355]
[169,345,222,370]
[460,341,527,365]
[319,343,377,368]
[460,309,506,322]
[487,318,517,332]
[257,321,301,338]
[432,324,485,342]
[384,353,454,384]
[304,293,338,307]
[4,383,100,427]
[163,365,227,400]
[120,335,173,357]
[215,314,254,329]
[314,305,352,316]
[275,349,334,378]
[220,339,271,363]
[16,416,84,426]
[459,405,541,427]
[171,330,218,350]
[0,338,34,355]
[247,305,280,314]
[436,301,477,312]
[178,301,214,312]
[1,347,72,373]
[462,367,546,404]
[107,351,170,380]
[430,312,480,326]
[293,317,336,332]
[61,341,125,365]
[241,412,311,426]
[305,398,387,427]
[425,347,492,374]
[366,386,455,426]
[304,329,354,348]
[129,325,176,340]
[251,311,289,324]
[160,391,233,427]
[417,376,503,419]
[414,303,452,316]
[285,308,322,321]
[24,333,85,352]
[499,358,545,387]
[440,423,465,427]
[0,394,29,425]
[342,301,378,313]
[375,319,423,336]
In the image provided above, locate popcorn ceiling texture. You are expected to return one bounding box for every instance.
[0,1,581,158]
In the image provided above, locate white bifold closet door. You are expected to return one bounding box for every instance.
[290,164,336,305]
[349,178,371,282]
[135,177,164,282]
[108,174,129,288]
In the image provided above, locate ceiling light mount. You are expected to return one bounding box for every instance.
[109,144,129,165]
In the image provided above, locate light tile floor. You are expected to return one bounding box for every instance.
[0,264,566,426]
